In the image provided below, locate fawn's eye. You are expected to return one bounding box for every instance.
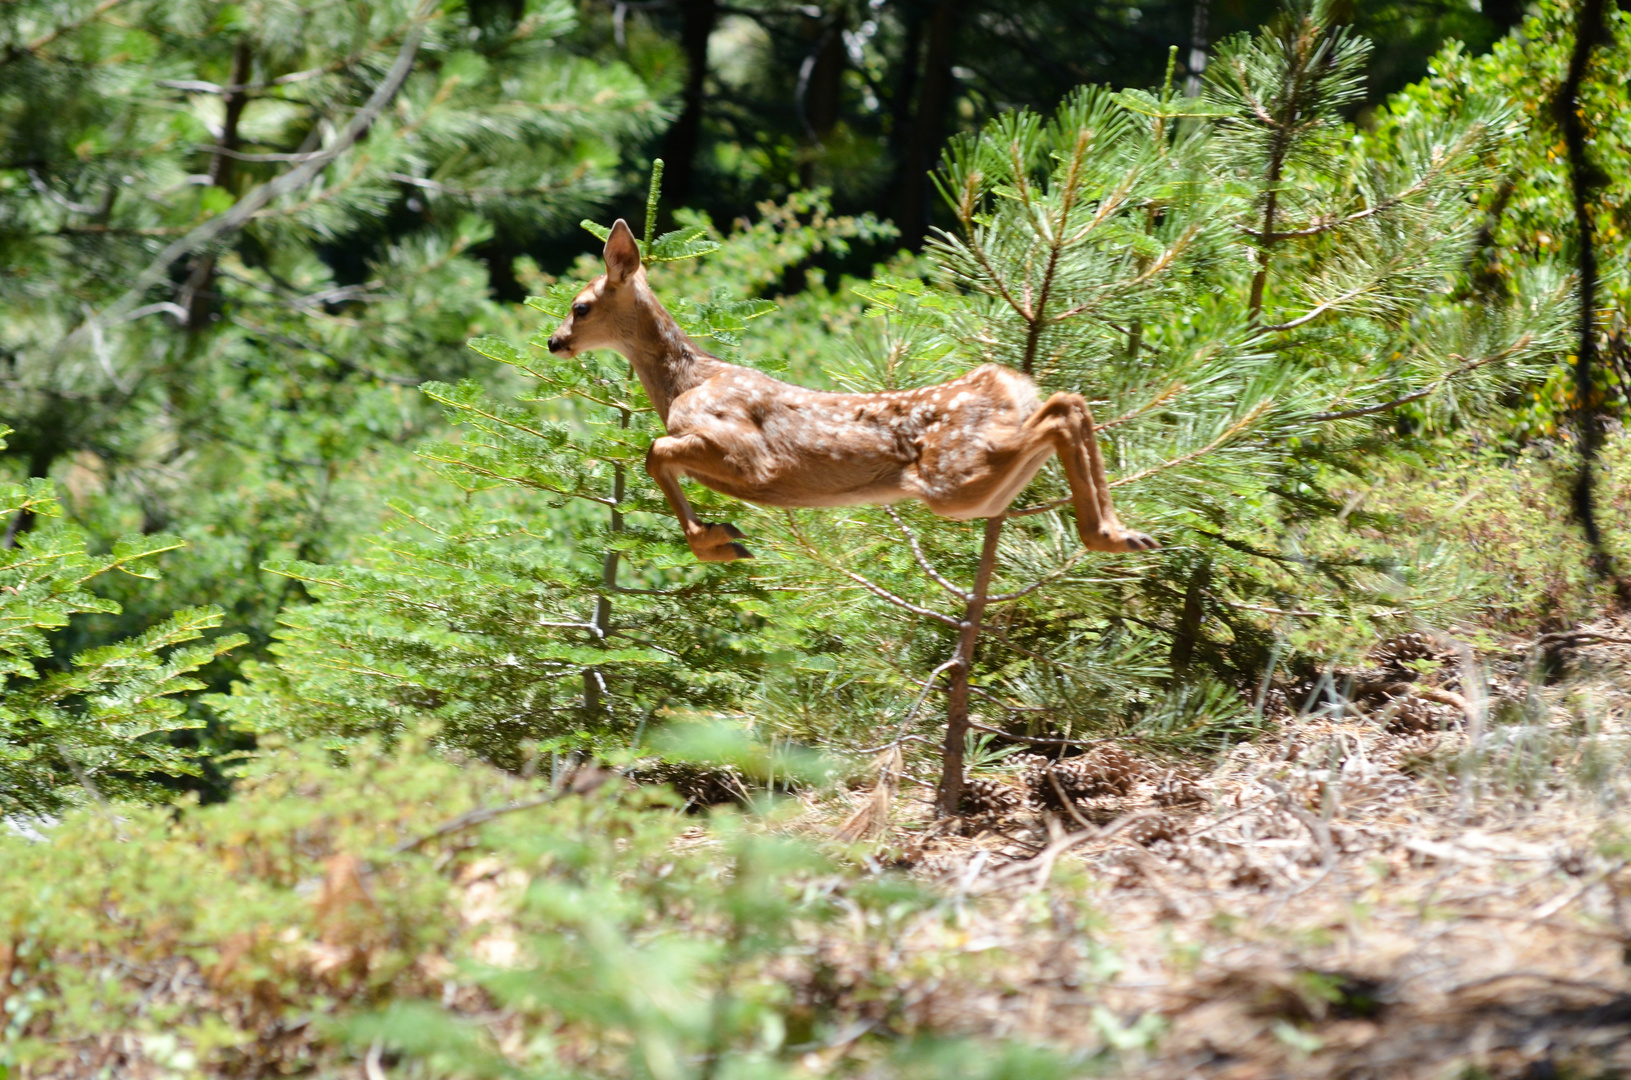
[572,303,590,318]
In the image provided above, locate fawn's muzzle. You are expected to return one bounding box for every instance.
[547,335,566,354]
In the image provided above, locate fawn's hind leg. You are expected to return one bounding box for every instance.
[919,391,1156,551]
[940,392,1154,551]
[645,435,753,562]
[1030,392,1157,551]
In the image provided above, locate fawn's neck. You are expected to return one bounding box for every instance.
[619,283,729,426]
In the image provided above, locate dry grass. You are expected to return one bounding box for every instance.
[807,619,1631,1078]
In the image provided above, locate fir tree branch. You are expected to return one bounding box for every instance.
[52,0,440,353]
[66,537,187,592]
[54,740,126,840]
[414,452,618,508]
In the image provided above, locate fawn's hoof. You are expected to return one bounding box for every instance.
[689,522,753,562]
[1120,530,1160,551]
[693,541,754,562]
[1083,527,1160,553]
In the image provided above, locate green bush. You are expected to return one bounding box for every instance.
[0,428,243,814]
[0,736,1096,1078]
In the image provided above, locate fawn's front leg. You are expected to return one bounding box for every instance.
[645,435,753,562]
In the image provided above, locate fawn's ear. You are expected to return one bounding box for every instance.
[604,219,641,284]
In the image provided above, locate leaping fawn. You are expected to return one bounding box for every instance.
[547,219,1158,562]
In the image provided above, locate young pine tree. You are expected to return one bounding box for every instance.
[743,6,1563,812]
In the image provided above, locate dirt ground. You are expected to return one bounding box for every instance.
[838,621,1631,1079]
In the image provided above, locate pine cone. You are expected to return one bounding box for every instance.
[1031,746,1144,809]
[1260,687,1293,720]
[1152,768,1206,807]
[1373,631,1442,672]
[1123,813,1182,846]
[1384,693,1438,734]
[632,760,748,805]
[960,776,1026,817]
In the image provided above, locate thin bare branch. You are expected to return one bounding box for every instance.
[986,549,1085,604]
[194,146,327,163]
[885,506,969,599]
[1306,336,1531,422]
[784,512,961,627]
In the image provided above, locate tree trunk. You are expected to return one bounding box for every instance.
[935,514,1004,818]
[181,41,253,331]
[797,6,846,188]
[1246,156,1282,322]
[1169,556,1211,675]
[895,0,963,249]
[584,408,630,717]
[1482,0,1527,33]
[658,0,717,210]
[1184,0,1210,98]
[1558,0,1627,599]
[887,0,925,170]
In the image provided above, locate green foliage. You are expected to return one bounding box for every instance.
[1379,0,1631,439]
[731,4,1561,758]
[1347,432,1631,633]
[228,5,1579,775]
[0,429,243,814]
[0,736,1087,1078]
[0,0,669,707]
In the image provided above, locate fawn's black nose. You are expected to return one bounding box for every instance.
[547,335,564,353]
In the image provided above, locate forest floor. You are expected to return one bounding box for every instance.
[17,624,1631,1079]
[822,620,1631,1078]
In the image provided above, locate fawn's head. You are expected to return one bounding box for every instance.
[547,218,648,358]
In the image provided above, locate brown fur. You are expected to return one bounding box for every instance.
[546,219,1157,562]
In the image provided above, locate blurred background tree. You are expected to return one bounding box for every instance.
[587,0,1527,250]
[0,0,666,784]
